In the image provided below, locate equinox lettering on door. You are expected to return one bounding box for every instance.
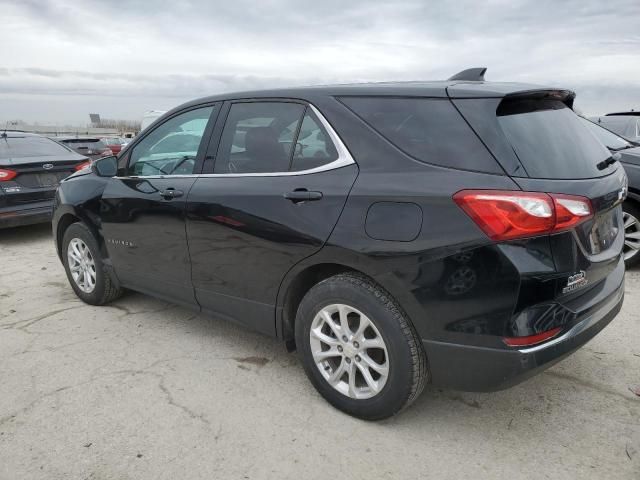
[106,238,136,248]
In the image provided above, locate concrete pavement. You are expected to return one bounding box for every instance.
[1,223,639,479]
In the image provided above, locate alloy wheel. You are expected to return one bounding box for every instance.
[623,211,640,261]
[67,238,97,293]
[309,303,389,400]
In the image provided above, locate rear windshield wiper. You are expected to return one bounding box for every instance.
[610,144,635,151]
[597,152,621,170]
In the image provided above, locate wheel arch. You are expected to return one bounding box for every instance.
[277,262,356,345]
[55,212,81,260]
[54,205,111,271]
[276,249,420,345]
[625,190,640,206]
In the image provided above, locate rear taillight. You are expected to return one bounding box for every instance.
[453,190,593,241]
[100,148,113,157]
[503,327,562,347]
[74,161,91,171]
[0,168,17,182]
[553,194,592,231]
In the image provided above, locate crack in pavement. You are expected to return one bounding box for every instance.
[0,306,85,331]
[544,370,640,405]
[158,375,211,426]
[0,355,212,429]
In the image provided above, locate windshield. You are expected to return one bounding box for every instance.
[497,99,612,179]
[0,135,73,158]
[580,117,633,150]
[596,117,639,139]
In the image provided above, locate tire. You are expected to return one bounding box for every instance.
[623,201,640,268]
[295,272,428,420]
[62,222,122,305]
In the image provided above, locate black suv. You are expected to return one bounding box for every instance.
[53,69,626,419]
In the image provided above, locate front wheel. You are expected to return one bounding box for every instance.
[62,222,122,305]
[295,273,428,420]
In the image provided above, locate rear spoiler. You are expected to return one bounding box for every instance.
[500,89,576,110]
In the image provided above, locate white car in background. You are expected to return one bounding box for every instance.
[590,112,640,143]
[140,110,167,132]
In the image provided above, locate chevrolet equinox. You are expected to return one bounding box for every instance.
[53,68,626,419]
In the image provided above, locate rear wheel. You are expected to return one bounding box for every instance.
[62,222,122,305]
[295,273,428,420]
[623,201,640,268]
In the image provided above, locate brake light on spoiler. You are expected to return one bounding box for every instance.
[453,190,593,241]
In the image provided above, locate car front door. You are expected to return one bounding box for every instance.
[100,104,218,305]
[186,100,358,335]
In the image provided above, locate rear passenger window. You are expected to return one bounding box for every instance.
[340,97,500,173]
[215,102,305,174]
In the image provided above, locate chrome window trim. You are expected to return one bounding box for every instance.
[115,104,355,180]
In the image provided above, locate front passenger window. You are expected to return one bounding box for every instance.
[128,106,214,176]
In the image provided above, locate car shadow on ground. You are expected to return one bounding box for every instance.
[0,223,52,246]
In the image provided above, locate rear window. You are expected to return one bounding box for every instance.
[339,97,501,173]
[62,139,107,150]
[0,136,73,158]
[497,99,612,179]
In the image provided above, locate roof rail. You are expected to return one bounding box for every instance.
[448,67,487,82]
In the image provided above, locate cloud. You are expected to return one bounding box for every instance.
[1,0,639,122]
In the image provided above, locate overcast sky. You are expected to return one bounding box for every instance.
[1,0,639,124]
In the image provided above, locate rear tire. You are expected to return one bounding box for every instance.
[295,272,428,420]
[623,201,640,268]
[62,222,122,305]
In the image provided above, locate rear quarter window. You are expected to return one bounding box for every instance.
[339,96,502,173]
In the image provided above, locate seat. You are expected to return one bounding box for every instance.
[242,127,289,173]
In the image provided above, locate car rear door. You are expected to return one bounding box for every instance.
[185,100,358,336]
[99,104,219,305]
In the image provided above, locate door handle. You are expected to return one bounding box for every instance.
[284,189,323,203]
[160,188,184,199]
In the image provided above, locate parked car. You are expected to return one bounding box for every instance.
[0,131,89,228]
[57,138,113,161]
[580,117,640,266]
[101,137,127,155]
[52,68,626,419]
[590,112,640,143]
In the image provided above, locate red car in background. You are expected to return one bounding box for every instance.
[101,137,127,155]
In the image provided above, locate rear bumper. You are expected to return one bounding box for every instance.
[0,200,53,228]
[424,259,625,392]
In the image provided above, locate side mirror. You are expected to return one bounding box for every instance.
[92,155,118,177]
